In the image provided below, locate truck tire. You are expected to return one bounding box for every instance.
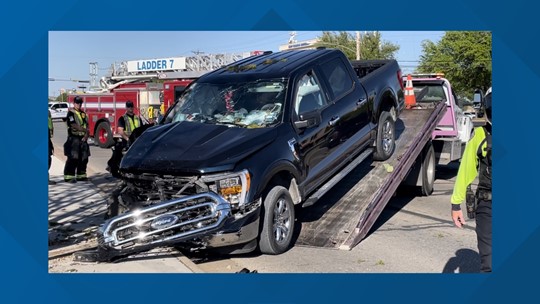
[95,122,114,148]
[258,186,295,255]
[373,110,396,161]
[105,186,128,219]
[420,141,435,196]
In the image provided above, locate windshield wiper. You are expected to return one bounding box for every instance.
[215,121,248,128]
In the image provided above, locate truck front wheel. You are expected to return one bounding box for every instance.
[373,110,396,161]
[105,186,128,219]
[258,186,295,255]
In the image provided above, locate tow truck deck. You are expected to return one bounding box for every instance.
[296,101,446,250]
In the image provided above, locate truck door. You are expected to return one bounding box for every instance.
[319,57,370,156]
[292,69,337,194]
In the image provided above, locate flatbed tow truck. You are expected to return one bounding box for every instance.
[296,101,446,250]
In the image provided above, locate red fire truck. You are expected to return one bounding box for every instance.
[68,79,193,148]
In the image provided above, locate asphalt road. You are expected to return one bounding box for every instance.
[50,120,479,273]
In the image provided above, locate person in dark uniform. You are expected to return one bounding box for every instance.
[117,101,143,144]
[451,87,492,272]
[107,101,144,177]
[48,110,56,185]
[63,96,90,183]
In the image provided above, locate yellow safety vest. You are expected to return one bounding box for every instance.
[69,109,87,137]
[48,112,54,137]
[123,114,140,136]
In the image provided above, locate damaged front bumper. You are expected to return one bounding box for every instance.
[75,192,260,262]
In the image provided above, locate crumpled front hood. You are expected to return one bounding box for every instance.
[120,122,278,174]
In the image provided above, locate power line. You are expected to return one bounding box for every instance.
[48,78,90,83]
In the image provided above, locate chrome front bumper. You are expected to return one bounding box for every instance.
[99,192,232,251]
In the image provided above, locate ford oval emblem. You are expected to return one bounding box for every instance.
[150,214,179,230]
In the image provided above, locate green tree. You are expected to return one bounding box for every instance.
[315,31,399,60]
[418,31,492,95]
[361,32,399,60]
[56,92,68,102]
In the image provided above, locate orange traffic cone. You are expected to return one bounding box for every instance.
[404,74,416,109]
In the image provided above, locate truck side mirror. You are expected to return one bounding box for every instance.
[473,88,483,109]
[294,110,321,130]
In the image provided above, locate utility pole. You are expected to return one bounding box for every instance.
[356,31,361,60]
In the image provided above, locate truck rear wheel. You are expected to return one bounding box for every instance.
[95,122,114,148]
[420,141,435,196]
[258,186,295,255]
[373,110,396,161]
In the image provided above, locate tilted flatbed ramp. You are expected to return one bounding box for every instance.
[295,101,446,250]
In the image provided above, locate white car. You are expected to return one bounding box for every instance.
[49,102,70,120]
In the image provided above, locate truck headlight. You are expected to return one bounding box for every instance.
[202,170,251,206]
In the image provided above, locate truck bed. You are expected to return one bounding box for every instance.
[295,101,446,250]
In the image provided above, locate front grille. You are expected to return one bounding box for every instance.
[123,173,209,202]
[100,192,231,250]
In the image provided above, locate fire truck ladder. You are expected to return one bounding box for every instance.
[98,52,255,91]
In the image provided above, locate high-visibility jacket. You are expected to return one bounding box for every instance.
[451,125,492,205]
[48,112,54,138]
[122,114,141,136]
[67,109,88,137]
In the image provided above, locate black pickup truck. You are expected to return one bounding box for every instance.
[98,49,404,258]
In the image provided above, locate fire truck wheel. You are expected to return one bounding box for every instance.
[95,122,114,148]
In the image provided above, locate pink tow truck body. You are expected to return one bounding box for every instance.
[405,74,473,164]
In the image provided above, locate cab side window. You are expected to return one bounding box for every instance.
[320,58,353,99]
[294,71,327,117]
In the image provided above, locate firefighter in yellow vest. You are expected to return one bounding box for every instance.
[117,100,143,147]
[63,96,91,183]
[106,101,145,178]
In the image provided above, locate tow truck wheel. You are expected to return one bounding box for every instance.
[95,122,114,148]
[420,141,435,196]
[259,186,295,255]
[373,109,396,161]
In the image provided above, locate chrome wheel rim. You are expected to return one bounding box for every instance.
[382,120,394,153]
[273,198,291,244]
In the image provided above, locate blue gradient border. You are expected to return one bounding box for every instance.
[1,0,536,303]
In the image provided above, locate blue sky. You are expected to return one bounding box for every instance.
[48,31,444,97]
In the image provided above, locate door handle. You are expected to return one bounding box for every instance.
[357,98,366,106]
[329,116,340,126]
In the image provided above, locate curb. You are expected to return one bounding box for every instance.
[176,255,205,273]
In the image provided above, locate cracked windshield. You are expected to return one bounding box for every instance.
[164,79,287,128]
